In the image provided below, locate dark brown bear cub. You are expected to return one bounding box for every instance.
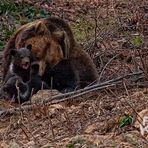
[42,60,77,92]
[4,44,33,83]
[0,63,49,103]
[0,76,29,103]
[28,63,49,95]
[1,45,49,103]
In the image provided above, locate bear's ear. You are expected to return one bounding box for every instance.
[10,49,17,56]
[26,44,32,51]
[53,31,70,59]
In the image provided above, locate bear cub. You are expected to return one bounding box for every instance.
[0,63,49,103]
[4,44,33,83]
[0,45,49,103]
[42,60,77,93]
[0,75,29,103]
[28,63,49,95]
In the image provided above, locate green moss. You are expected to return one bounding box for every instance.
[0,41,5,50]
[66,137,85,148]
[0,0,51,41]
[131,36,143,48]
[71,18,94,42]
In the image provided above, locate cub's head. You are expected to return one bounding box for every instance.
[10,44,32,70]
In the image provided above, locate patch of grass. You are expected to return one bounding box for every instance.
[0,41,5,50]
[0,1,20,15]
[119,113,133,128]
[131,35,143,48]
[0,0,51,41]
[2,29,15,39]
[71,18,94,42]
[66,137,85,148]
[66,143,74,148]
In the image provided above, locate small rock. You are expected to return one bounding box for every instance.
[0,142,9,148]
[31,89,61,103]
[41,143,54,148]
[84,123,97,134]
[9,141,20,148]
[24,141,36,148]
[0,110,5,116]
[134,109,148,128]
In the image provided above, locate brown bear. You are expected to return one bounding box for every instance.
[3,17,98,92]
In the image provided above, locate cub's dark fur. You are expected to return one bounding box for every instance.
[0,76,29,103]
[42,60,77,92]
[28,63,49,95]
[4,45,33,83]
[0,63,49,103]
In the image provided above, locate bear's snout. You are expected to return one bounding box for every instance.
[21,57,30,69]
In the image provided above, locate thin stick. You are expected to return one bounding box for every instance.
[98,54,119,82]
[15,80,21,106]
[48,113,55,139]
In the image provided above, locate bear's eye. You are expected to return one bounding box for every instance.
[35,56,40,60]
[3,86,8,92]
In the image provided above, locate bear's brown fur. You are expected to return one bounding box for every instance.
[3,17,75,77]
[3,17,98,90]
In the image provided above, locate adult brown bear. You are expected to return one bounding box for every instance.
[3,17,98,92]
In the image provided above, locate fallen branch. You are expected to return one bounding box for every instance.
[24,70,143,106]
[0,83,117,116]
[0,71,143,116]
[98,54,120,82]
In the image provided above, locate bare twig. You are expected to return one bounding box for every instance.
[98,54,119,82]
[48,113,55,139]
[16,80,21,106]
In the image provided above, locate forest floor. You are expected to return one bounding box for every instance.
[0,0,148,147]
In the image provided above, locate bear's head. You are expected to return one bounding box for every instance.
[10,44,33,70]
[24,30,70,75]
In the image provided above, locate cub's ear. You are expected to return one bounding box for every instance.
[10,49,17,56]
[26,44,32,51]
[53,31,70,59]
